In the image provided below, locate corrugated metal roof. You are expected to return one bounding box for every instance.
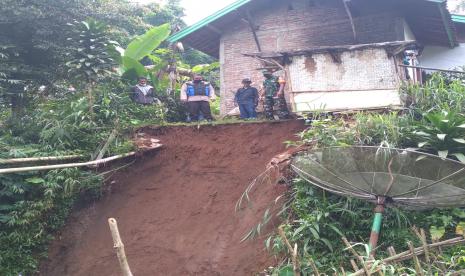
[167,0,251,43]
[168,0,459,56]
[452,14,465,23]
[436,1,456,47]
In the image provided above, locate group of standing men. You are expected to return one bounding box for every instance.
[131,69,290,122]
[233,70,289,120]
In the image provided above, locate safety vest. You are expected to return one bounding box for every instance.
[187,82,210,97]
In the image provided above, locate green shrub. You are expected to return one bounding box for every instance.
[0,81,166,274]
[354,112,414,148]
[0,169,102,275]
[295,116,355,148]
[403,73,465,114]
[266,73,465,274]
[409,110,465,162]
[266,179,416,273]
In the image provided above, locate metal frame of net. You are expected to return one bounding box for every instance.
[291,146,465,255]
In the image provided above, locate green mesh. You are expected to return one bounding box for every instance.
[291,146,465,209]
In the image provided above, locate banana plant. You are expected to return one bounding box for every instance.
[115,23,171,84]
[412,110,465,162]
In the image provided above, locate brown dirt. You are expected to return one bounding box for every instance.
[40,120,305,276]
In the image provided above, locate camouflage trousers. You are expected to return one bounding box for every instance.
[264,96,290,120]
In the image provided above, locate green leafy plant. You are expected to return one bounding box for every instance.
[0,168,102,275]
[261,178,417,273]
[294,116,355,148]
[403,73,465,114]
[410,110,465,162]
[117,23,171,82]
[354,112,413,148]
[66,19,120,113]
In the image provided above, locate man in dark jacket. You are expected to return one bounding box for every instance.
[131,77,156,105]
[235,78,258,119]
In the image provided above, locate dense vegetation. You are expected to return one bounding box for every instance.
[258,74,465,275]
[1,0,465,275]
[0,0,221,274]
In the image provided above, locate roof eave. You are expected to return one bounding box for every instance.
[167,0,251,43]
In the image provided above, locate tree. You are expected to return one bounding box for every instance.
[145,0,186,31]
[0,0,150,116]
[66,19,119,113]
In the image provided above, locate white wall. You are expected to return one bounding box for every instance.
[293,89,402,112]
[287,48,402,112]
[420,44,465,70]
[288,48,399,92]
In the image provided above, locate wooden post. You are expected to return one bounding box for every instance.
[412,227,432,275]
[95,129,118,161]
[342,0,357,42]
[350,259,360,272]
[342,237,371,276]
[387,246,398,265]
[245,9,262,52]
[407,241,424,276]
[308,257,320,276]
[108,218,133,276]
[278,226,301,276]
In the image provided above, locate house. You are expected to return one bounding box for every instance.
[167,0,464,115]
[419,14,465,70]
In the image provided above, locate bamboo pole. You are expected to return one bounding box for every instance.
[0,143,163,174]
[292,243,300,276]
[350,259,359,272]
[95,129,118,161]
[108,218,133,276]
[408,241,424,276]
[342,237,371,276]
[278,226,301,276]
[350,237,465,276]
[0,155,84,165]
[383,237,465,263]
[420,229,431,270]
[308,257,320,276]
[398,64,465,74]
[432,236,447,271]
[0,152,136,174]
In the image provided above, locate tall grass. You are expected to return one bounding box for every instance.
[403,74,465,113]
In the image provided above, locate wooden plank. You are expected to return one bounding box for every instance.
[398,64,465,74]
[245,9,262,52]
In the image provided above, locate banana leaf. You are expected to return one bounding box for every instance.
[124,23,171,61]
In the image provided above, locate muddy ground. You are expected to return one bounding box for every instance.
[40,120,305,275]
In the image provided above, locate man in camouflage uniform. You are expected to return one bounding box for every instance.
[262,70,290,120]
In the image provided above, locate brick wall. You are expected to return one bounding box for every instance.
[219,0,406,114]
